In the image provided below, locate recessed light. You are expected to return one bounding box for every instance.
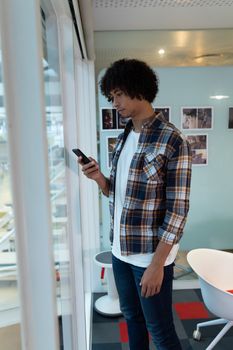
[158,49,165,55]
[210,95,229,100]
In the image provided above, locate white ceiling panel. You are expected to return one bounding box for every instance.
[94,0,233,8]
[94,29,233,71]
[92,0,233,71]
[93,0,233,30]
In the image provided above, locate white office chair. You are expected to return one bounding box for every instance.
[187,248,233,350]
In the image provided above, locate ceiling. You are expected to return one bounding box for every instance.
[92,0,233,72]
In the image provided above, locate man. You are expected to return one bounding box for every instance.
[78,59,192,350]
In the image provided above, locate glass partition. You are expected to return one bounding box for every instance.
[41,4,74,348]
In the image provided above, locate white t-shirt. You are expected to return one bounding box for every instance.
[112,130,179,267]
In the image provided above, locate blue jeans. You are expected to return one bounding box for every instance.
[112,254,182,350]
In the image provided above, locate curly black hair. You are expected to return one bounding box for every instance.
[100,58,159,103]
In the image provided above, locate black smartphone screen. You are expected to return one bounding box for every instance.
[72,148,91,164]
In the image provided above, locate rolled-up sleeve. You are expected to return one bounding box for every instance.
[158,136,192,244]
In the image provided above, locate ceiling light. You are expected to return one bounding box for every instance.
[158,49,165,55]
[210,95,229,100]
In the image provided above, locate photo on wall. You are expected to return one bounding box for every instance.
[187,134,208,166]
[107,137,118,169]
[229,107,233,129]
[101,108,117,130]
[154,107,170,122]
[181,107,213,130]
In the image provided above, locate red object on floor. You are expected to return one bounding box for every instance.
[174,301,209,320]
[119,321,151,343]
[227,289,233,294]
[119,321,128,343]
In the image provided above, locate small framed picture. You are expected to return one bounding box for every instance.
[101,108,117,130]
[186,134,208,166]
[117,112,131,129]
[181,107,213,130]
[229,107,233,129]
[154,107,170,122]
[106,136,118,169]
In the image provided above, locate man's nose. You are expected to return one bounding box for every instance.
[112,99,117,108]
[112,97,118,108]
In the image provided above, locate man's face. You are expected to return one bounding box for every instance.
[109,89,141,118]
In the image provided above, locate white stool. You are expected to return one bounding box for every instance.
[94,250,122,316]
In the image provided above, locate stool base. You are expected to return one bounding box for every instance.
[94,295,122,316]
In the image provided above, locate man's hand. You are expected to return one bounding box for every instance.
[140,264,164,298]
[77,156,110,196]
[140,240,174,298]
[78,156,101,181]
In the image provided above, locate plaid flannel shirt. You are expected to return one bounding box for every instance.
[109,113,192,256]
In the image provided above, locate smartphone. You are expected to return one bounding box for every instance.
[72,148,91,164]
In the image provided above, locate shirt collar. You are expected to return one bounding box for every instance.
[125,111,164,133]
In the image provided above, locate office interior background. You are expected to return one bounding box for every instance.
[0,0,233,349]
